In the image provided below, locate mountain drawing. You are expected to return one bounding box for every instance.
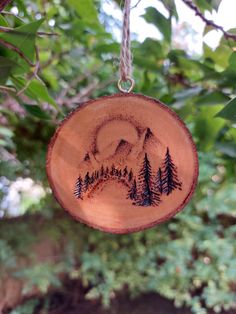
[79,127,166,171]
[74,125,182,207]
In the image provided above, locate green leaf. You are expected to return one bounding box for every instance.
[228,51,236,68]
[195,91,230,106]
[23,104,51,120]
[0,56,19,84]
[133,38,164,70]
[27,79,57,107]
[215,97,236,122]
[12,77,58,109]
[68,0,100,27]
[159,0,178,20]
[0,19,44,63]
[94,42,119,55]
[140,38,164,58]
[0,14,9,27]
[203,43,231,69]
[210,0,222,11]
[194,0,212,12]
[195,105,225,150]
[203,25,215,36]
[219,28,236,47]
[142,7,171,43]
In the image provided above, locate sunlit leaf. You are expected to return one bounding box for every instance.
[194,0,212,12]
[0,19,44,63]
[0,14,9,26]
[160,0,178,19]
[12,77,58,108]
[195,105,225,150]
[195,91,230,106]
[68,0,101,30]
[228,51,236,68]
[142,7,171,43]
[203,43,231,69]
[210,0,222,11]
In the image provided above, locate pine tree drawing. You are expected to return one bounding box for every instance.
[100,165,104,178]
[105,166,109,178]
[162,147,182,195]
[156,167,163,194]
[128,169,133,182]
[83,172,90,192]
[127,179,137,200]
[110,164,116,176]
[118,169,122,178]
[74,176,83,199]
[114,168,119,177]
[90,172,95,184]
[135,153,161,206]
[123,166,128,177]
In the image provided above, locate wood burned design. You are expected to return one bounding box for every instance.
[74,147,182,207]
[46,93,198,234]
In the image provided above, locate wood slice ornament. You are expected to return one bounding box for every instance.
[46,0,198,234]
[47,93,198,233]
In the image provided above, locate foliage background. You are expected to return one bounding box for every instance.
[0,0,236,313]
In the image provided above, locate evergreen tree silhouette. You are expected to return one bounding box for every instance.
[105,166,109,178]
[162,147,182,195]
[74,176,83,199]
[114,168,119,177]
[90,172,95,184]
[128,169,133,182]
[156,167,163,194]
[100,165,104,178]
[118,169,122,178]
[110,164,116,176]
[127,179,137,200]
[123,166,128,177]
[83,172,90,192]
[135,153,160,206]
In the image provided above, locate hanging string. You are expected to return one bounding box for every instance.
[118,0,135,93]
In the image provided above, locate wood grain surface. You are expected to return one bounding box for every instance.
[46,93,198,234]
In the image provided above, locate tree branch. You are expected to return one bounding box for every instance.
[0,0,12,12]
[56,66,101,101]
[16,46,41,96]
[60,78,116,107]
[0,85,16,93]
[1,10,25,21]
[0,26,58,37]
[131,0,142,10]
[182,0,236,42]
[0,38,35,66]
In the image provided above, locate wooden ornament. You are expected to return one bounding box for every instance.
[46,93,198,234]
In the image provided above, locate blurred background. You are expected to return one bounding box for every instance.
[0,0,236,313]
